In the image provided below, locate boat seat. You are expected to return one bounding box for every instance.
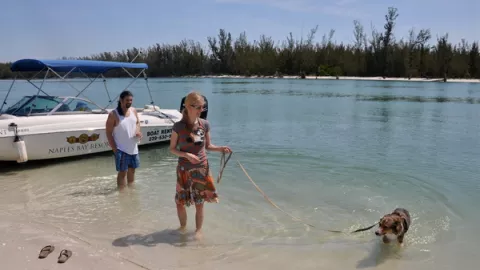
[74,102,92,112]
[144,105,160,111]
[56,104,71,112]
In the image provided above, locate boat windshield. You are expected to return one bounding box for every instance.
[54,97,102,114]
[2,96,103,116]
[2,96,32,115]
[3,96,64,116]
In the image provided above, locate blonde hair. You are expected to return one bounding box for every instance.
[181,91,204,130]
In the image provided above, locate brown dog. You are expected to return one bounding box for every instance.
[374,208,411,245]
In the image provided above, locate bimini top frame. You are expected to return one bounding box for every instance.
[1,55,157,115]
[10,59,148,73]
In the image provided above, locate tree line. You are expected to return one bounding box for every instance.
[0,7,479,81]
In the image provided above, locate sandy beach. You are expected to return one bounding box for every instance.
[0,204,470,270]
[1,211,139,270]
[0,210,447,270]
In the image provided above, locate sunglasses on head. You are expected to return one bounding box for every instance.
[190,104,205,111]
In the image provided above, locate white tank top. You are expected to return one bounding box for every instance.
[113,107,139,155]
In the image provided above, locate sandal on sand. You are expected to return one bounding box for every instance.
[57,249,72,264]
[38,245,55,259]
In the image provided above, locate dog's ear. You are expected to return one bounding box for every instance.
[394,220,402,234]
[378,217,384,225]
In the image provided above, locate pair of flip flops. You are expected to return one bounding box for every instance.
[38,245,72,263]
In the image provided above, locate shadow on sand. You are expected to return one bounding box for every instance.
[356,240,403,269]
[112,229,197,248]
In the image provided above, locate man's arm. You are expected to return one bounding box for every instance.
[105,112,117,152]
[133,108,142,135]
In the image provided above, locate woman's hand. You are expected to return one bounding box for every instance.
[185,153,201,164]
[220,146,232,153]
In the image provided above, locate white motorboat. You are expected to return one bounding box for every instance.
[0,58,183,163]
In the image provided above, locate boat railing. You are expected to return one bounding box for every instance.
[26,110,108,116]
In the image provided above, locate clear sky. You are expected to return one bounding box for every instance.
[0,0,478,62]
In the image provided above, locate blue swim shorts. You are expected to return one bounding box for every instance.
[115,149,140,172]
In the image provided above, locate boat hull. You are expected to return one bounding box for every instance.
[0,109,181,162]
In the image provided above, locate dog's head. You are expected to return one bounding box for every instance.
[187,128,205,146]
[375,214,403,236]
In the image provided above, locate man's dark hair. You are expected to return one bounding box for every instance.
[117,90,133,116]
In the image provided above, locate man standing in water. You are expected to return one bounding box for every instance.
[105,90,142,190]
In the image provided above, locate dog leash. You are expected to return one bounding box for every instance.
[236,160,319,229]
[350,222,379,233]
[235,160,380,234]
[236,160,349,233]
[215,152,379,234]
[216,154,318,228]
[216,151,233,183]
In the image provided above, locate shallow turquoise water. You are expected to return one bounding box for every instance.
[1,78,479,269]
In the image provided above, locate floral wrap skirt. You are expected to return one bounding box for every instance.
[175,164,219,207]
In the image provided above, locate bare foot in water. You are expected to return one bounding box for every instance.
[194,230,203,240]
[172,226,187,235]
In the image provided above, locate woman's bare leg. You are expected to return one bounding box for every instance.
[176,203,187,233]
[194,203,204,239]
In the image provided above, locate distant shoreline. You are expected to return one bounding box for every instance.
[182,75,480,83]
[1,75,479,83]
